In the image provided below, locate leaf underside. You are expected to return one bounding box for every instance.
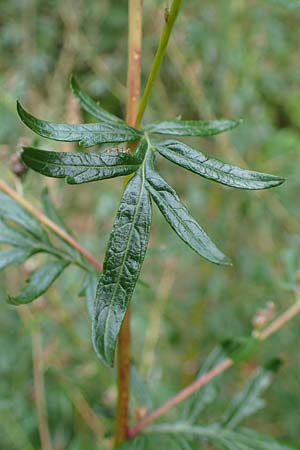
[156,140,284,190]
[92,163,152,366]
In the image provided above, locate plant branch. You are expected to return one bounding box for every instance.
[135,0,182,128]
[128,297,300,438]
[115,0,143,446]
[0,179,102,272]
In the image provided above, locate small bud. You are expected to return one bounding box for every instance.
[10,151,28,178]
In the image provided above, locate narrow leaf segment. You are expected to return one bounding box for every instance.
[145,151,230,265]
[8,260,68,305]
[17,102,142,148]
[70,76,125,125]
[144,118,242,137]
[92,143,152,366]
[157,140,284,190]
[22,147,142,184]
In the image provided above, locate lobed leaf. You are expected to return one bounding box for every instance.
[144,118,242,137]
[156,140,285,190]
[145,151,230,265]
[92,160,152,366]
[70,76,125,124]
[8,260,69,305]
[17,102,142,148]
[22,147,142,184]
[221,362,280,429]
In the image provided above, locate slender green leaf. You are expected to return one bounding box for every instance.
[147,424,296,450]
[92,162,152,366]
[0,219,37,248]
[41,187,71,234]
[131,364,155,412]
[79,271,99,318]
[0,248,36,271]
[17,102,142,148]
[22,147,142,184]
[8,260,68,305]
[156,140,284,190]
[0,192,45,239]
[144,119,242,137]
[221,362,279,429]
[145,151,230,265]
[70,76,125,124]
[182,347,227,423]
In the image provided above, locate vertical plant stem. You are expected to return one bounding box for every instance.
[115,0,143,446]
[135,0,182,128]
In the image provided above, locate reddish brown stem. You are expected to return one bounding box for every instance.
[128,298,300,438]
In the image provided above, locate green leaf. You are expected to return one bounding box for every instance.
[221,336,260,364]
[221,362,279,429]
[92,162,152,366]
[0,219,38,248]
[22,147,142,184]
[79,271,99,318]
[145,151,230,265]
[0,248,36,271]
[41,187,71,234]
[17,102,142,148]
[146,424,297,450]
[8,260,68,305]
[182,347,227,423]
[0,192,45,240]
[156,141,285,190]
[131,364,155,412]
[144,118,242,137]
[70,76,125,124]
[119,433,193,450]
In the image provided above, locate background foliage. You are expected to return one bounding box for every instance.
[1,0,300,448]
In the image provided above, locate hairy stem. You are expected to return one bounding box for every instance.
[0,179,102,272]
[128,297,300,437]
[135,0,182,128]
[115,0,143,446]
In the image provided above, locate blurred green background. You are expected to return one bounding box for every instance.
[1,0,300,448]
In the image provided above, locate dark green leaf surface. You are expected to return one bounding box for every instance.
[17,102,142,147]
[145,151,230,265]
[221,365,276,429]
[92,164,152,366]
[156,140,285,190]
[144,118,242,137]
[79,271,99,318]
[22,147,142,184]
[0,248,36,271]
[8,260,68,305]
[0,192,45,239]
[71,76,125,124]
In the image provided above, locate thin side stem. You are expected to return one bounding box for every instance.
[115,0,143,446]
[128,297,300,438]
[135,0,182,128]
[0,179,102,272]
